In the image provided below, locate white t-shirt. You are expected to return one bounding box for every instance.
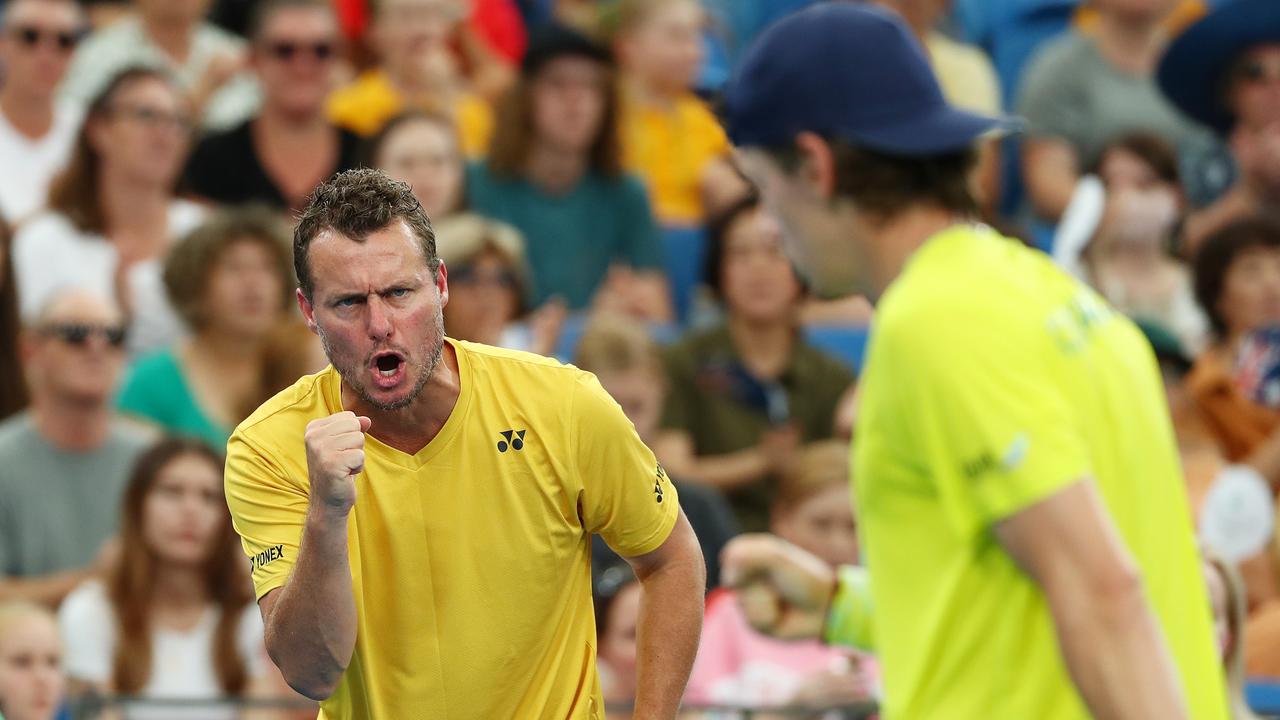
[58,580,266,720]
[0,102,81,224]
[12,200,205,357]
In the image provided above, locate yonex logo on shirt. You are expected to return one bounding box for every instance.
[250,544,284,574]
[498,430,526,453]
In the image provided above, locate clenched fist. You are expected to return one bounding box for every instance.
[304,411,371,516]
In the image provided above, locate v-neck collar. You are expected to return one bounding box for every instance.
[323,337,473,470]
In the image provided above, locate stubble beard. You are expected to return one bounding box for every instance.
[318,307,447,413]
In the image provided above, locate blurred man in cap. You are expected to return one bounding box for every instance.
[718,4,1228,719]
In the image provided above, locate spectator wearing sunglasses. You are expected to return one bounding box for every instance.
[1158,0,1280,255]
[0,290,154,608]
[0,0,84,226]
[12,67,203,359]
[59,0,259,132]
[183,0,361,213]
[117,207,295,452]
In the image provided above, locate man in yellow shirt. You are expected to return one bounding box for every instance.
[224,168,705,718]
[718,5,1228,719]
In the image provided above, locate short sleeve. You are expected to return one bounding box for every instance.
[1014,38,1088,143]
[236,602,268,677]
[616,177,665,271]
[224,431,309,600]
[890,300,1092,538]
[57,581,115,683]
[572,372,679,557]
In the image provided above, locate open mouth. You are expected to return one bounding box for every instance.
[370,351,406,388]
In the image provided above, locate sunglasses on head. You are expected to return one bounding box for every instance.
[10,26,79,51]
[40,322,127,349]
[264,41,335,62]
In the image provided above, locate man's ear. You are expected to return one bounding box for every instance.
[436,261,449,309]
[794,131,837,200]
[297,288,318,334]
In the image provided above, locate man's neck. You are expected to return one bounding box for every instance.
[141,13,196,64]
[1094,10,1167,76]
[525,143,588,195]
[257,103,331,138]
[31,397,112,452]
[342,342,462,455]
[727,316,794,380]
[865,205,969,298]
[0,87,55,140]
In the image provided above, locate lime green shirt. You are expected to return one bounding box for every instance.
[850,225,1226,719]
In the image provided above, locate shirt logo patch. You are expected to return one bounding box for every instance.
[497,429,526,453]
[250,545,284,574]
[1001,433,1031,472]
[655,463,668,503]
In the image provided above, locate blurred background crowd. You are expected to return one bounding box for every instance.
[0,0,1278,718]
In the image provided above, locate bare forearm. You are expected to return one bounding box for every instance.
[265,509,357,700]
[633,552,705,719]
[0,568,89,606]
[1051,581,1188,720]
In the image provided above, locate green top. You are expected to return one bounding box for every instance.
[118,348,231,452]
[466,162,664,310]
[852,224,1226,719]
[660,324,854,531]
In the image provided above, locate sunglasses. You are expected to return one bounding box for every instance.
[39,323,127,349]
[450,265,518,290]
[264,41,336,62]
[9,26,79,52]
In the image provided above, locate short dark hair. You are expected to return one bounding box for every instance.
[294,169,440,301]
[1193,215,1280,338]
[703,190,804,301]
[248,0,333,43]
[1094,132,1181,187]
[768,136,978,219]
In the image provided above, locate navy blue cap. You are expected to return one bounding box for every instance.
[1157,0,1280,136]
[723,3,1017,155]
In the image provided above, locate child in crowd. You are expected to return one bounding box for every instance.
[686,441,874,714]
[0,602,64,720]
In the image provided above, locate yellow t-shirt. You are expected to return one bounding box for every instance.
[326,69,493,157]
[852,225,1227,719]
[225,340,679,720]
[620,92,729,226]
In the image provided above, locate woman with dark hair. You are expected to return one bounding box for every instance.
[653,193,854,531]
[57,437,271,718]
[12,66,202,358]
[466,24,671,321]
[0,220,28,421]
[116,206,295,450]
[1188,216,1280,468]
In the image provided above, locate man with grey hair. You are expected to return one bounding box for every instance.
[0,0,84,223]
[0,290,153,607]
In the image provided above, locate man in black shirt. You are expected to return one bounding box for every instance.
[183,0,362,211]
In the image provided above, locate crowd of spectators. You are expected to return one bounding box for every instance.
[0,0,1277,717]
